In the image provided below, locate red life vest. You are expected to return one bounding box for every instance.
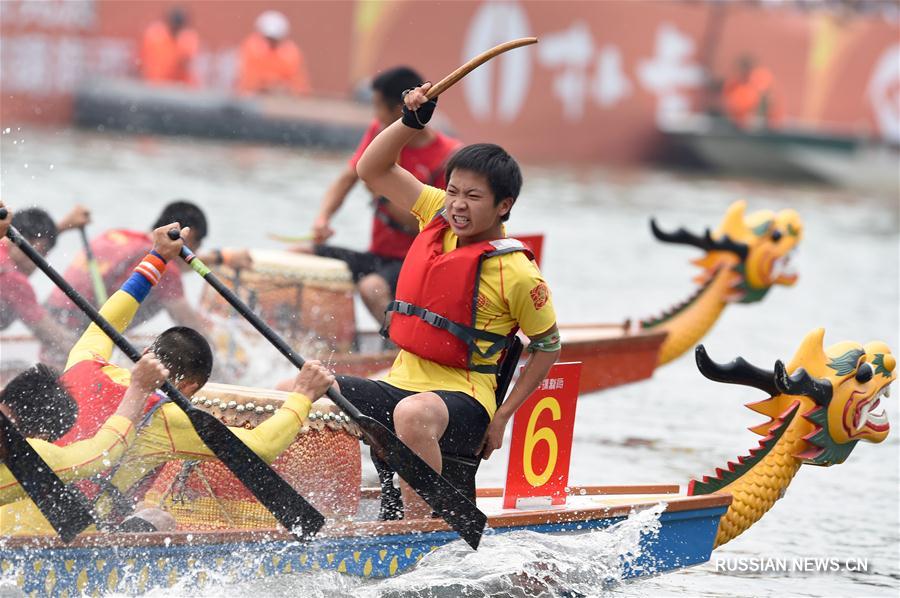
[387,213,532,374]
[58,358,165,512]
[58,358,163,444]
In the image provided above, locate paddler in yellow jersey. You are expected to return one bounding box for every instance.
[0,203,170,511]
[344,82,561,520]
[0,222,335,535]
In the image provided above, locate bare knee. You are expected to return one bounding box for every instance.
[358,274,390,302]
[393,393,448,441]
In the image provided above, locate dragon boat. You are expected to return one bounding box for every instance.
[1,328,893,596]
[0,202,799,394]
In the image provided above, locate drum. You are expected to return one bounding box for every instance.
[143,383,362,530]
[200,249,357,351]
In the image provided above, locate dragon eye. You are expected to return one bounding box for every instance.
[771,230,783,242]
[856,363,874,383]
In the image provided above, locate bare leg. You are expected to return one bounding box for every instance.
[357,273,392,324]
[392,392,449,519]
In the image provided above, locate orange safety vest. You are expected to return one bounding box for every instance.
[386,213,532,374]
[236,33,310,95]
[139,21,198,85]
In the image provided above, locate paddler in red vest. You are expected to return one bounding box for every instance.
[138,7,199,86]
[0,204,92,364]
[1,223,336,535]
[309,66,462,323]
[46,200,251,334]
[236,10,310,96]
[340,83,562,520]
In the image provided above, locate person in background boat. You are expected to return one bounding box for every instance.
[0,204,92,364]
[721,55,784,129]
[46,200,252,334]
[0,223,335,535]
[344,83,561,520]
[138,7,199,86]
[236,10,310,96]
[306,66,462,324]
[0,355,168,507]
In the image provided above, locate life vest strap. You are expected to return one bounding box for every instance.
[374,197,417,236]
[386,300,510,373]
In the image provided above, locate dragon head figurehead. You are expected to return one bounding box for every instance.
[690,329,894,547]
[777,330,893,460]
[650,200,803,304]
[695,328,894,470]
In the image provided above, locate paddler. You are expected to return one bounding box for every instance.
[46,200,252,334]
[306,66,462,324]
[0,223,336,535]
[343,83,562,519]
[0,356,167,506]
[0,203,92,364]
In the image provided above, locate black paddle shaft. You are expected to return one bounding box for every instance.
[0,411,95,542]
[5,225,325,540]
[171,232,487,549]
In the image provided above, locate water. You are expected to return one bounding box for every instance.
[1,128,898,597]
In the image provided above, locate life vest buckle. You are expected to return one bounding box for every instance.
[423,311,449,329]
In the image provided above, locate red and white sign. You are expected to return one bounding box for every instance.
[503,361,582,509]
[515,233,545,268]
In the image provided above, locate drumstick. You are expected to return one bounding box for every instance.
[425,37,538,99]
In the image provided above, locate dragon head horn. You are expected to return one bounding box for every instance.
[695,345,778,395]
[773,360,833,405]
[650,219,749,259]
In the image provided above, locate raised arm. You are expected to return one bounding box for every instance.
[356,82,438,212]
[65,224,188,370]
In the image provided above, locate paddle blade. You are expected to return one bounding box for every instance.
[0,414,94,543]
[183,406,325,540]
[355,414,486,549]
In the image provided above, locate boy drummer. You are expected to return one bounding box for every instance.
[344,82,561,519]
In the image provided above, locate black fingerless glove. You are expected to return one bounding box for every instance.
[401,91,438,130]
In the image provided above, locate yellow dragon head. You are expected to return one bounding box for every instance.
[650,200,803,304]
[695,328,894,469]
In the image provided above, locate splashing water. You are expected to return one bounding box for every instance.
[128,504,665,598]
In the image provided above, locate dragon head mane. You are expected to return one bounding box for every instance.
[650,200,803,304]
[696,329,894,466]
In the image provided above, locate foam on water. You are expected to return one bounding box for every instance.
[114,504,664,598]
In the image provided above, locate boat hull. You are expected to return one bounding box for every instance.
[1,488,729,596]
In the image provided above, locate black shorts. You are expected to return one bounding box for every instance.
[313,246,404,295]
[336,375,489,457]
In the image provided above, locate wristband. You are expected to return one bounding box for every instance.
[123,251,167,302]
[134,252,167,286]
[527,331,561,353]
[401,90,438,130]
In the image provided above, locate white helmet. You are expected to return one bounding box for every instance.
[256,10,289,39]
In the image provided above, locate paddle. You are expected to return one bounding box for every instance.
[78,225,108,304]
[0,410,96,542]
[0,208,96,542]
[4,222,325,541]
[171,231,487,549]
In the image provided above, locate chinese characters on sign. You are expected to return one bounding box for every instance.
[463,1,704,124]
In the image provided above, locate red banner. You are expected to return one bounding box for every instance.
[503,361,582,509]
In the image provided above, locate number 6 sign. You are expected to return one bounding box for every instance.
[503,362,582,509]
